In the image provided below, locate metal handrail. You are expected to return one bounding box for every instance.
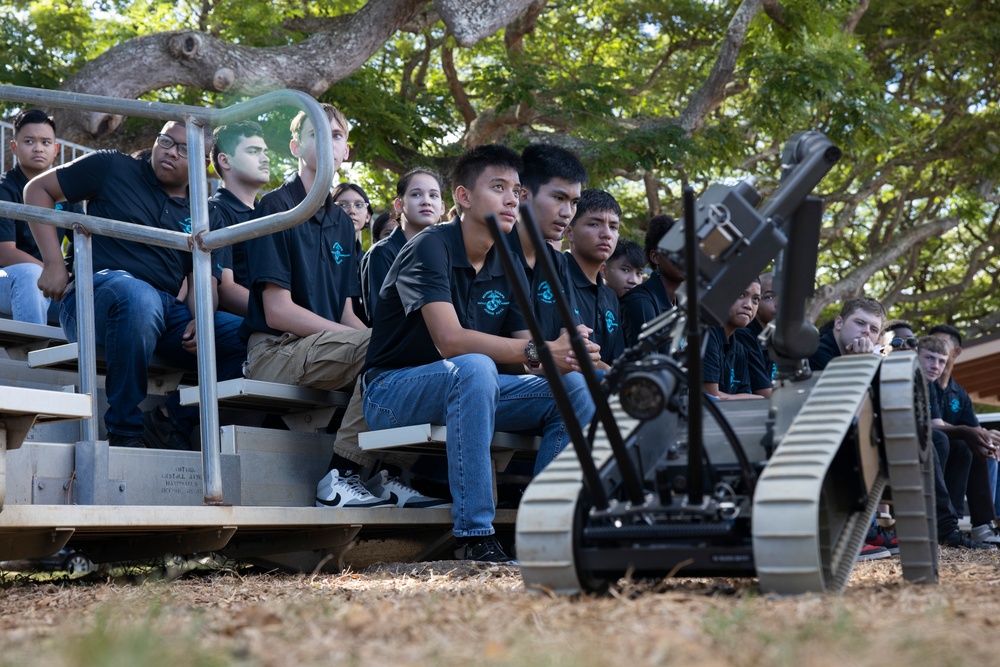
[0,85,336,505]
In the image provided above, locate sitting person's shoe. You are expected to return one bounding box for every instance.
[364,470,451,508]
[142,409,193,451]
[454,535,514,563]
[866,523,900,555]
[940,529,998,550]
[108,432,145,448]
[970,523,1000,544]
[856,543,891,561]
[315,469,393,508]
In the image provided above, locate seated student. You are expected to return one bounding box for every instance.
[881,319,917,354]
[702,279,765,400]
[508,143,586,343]
[564,189,624,368]
[0,109,81,324]
[809,296,885,371]
[928,324,1000,544]
[362,144,599,562]
[602,238,644,299]
[26,121,245,449]
[240,104,435,508]
[917,336,996,549]
[620,214,683,348]
[332,183,373,325]
[359,168,443,323]
[740,270,777,383]
[207,120,271,317]
[371,210,398,242]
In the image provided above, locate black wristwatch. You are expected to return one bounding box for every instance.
[524,339,541,369]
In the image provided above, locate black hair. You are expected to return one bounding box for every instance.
[883,319,913,335]
[643,214,676,267]
[396,167,443,198]
[371,210,396,240]
[929,323,963,348]
[13,109,56,135]
[570,189,621,226]
[451,144,523,191]
[211,120,264,176]
[607,238,644,271]
[332,182,373,218]
[520,143,588,196]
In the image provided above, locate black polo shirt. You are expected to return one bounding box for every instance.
[733,327,772,392]
[55,150,223,295]
[366,218,528,371]
[565,253,623,364]
[360,225,407,324]
[505,228,576,343]
[0,164,79,263]
[809,330,841,371]
[930,377,978,427]
[207,187,254,287]
[620,272,674,348]
[239,173,360,340]
[702,326,751,395]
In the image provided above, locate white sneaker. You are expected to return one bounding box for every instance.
[315,469,393,508]
[364,470,451,508]
[971,523,1000,544]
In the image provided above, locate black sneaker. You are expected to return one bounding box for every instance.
[142,409,193,450]
[940,529,998,550]
[454,535,514,563]
[108,433,145,448]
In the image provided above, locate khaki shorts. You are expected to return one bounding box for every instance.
[244,329,371,392]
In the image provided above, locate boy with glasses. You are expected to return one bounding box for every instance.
[25,121,245,449]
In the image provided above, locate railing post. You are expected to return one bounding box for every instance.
[73,228,99,444]
[185,120,224,505]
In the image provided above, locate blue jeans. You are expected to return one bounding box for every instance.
[61,270,246,437]
[363,354,595,537]
[0,262,50,324]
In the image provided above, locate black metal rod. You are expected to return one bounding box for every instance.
[511,203,647,505]
[484,212,611,511]
[682,186,706,506]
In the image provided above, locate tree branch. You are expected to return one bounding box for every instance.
[441,43,477,128]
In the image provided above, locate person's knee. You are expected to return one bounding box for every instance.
[563,371,596,420]
[450,353,499,383]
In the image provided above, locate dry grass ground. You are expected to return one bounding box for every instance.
[2,547,999,667]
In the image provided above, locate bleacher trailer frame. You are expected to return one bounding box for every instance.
[0,86,473,571]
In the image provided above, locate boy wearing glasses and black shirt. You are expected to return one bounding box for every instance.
[26,121,245,449]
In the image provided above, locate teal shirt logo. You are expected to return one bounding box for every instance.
[331,241,348,265]
[537,281,555,305]
[605,309,618,333]
[479,289,509,316]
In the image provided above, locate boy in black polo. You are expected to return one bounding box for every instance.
[239,104,439,509]
[26,121,245,449]
[620,214,683,349]
[564,189,624,367]
[363,144,598,562]
[508,143,587,342]
[0,109,81,324]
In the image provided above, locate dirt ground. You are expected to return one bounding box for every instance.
[2,546,999,667]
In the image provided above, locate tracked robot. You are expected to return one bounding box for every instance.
[487,131,937,596]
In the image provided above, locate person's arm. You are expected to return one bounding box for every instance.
[422,302,598,372]
[339,298,367,330]
[23,171,70,299]
[931,418,995,457]
[218,269,249,317]
[261,282,354,336]
[0,241,42,268]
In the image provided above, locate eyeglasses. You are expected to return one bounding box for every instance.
[155,134,189,159]
[336,201,368,211]
[890,336,917,349]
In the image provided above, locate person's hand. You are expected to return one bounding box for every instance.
[844,337,875,355]
[37,263,70,301]
[548,325,601,372]
[963,425,995,458]
[181,319,198,354]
